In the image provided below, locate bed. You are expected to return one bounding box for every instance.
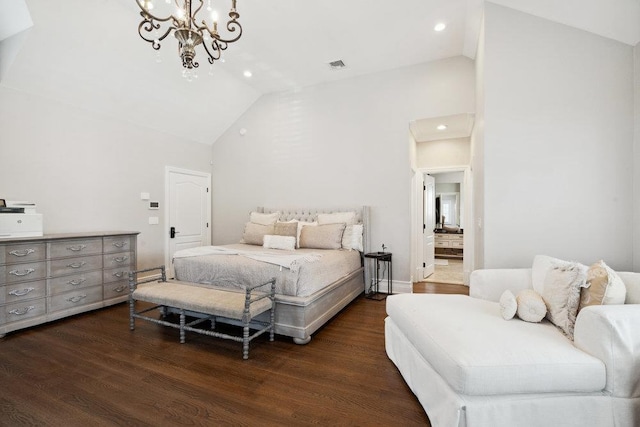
[173,206,370,344]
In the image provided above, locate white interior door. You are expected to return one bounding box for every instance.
[423,174,435,279]
[166,167,211,277]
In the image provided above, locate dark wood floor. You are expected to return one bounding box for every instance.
[413,282,469,295]
[0,296,431,426]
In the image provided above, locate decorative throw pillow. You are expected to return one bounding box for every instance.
[274,221,298,238]
[296,221,317,248]
[516,289,547,323]
[531,254,557,294]
[499,290,517,320]
[341,224,364,251]
[241,222,275,246]
[541,260,588,339]
[579,260,627,311]
[299,223,346,250]
[317,211,356,226]
[249,211,280,226]
[263,235,296,251]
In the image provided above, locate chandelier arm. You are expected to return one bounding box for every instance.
[138,18,173,49]
[196,20,242,44]
[202,40,222,64]
[136,1,175,23]
[192,0,205,19]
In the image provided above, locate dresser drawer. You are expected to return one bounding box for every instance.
[451,241,464,248]
[3,261,47,284]
[103,281,129,300]
[1,299,46,325]
[103,236,134,254]
[48,255,103,277]
[3,243,46,264]
[435,241,450,248]
[103,252,133,269]
[48,238,103,259]
[1,280,46,305]
[103,267,130,284]
[48,286,103,313]
[449,234,464,241]
[48,270,102,295]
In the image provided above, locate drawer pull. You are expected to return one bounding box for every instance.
[68,278,86,286]
[9,248,35,257]
[66,295,87,304]
[113,285,127,293]
[9,306,35,316]
[67,245,87,252]
[113,256,129,263]
[67,261,86,269]
[112,241,127,248]
[9,287,35,297]
[9,268,35,277]
[113,271,125,278]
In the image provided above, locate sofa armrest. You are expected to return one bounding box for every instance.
[574,304,640,398]
[469,268,533,302]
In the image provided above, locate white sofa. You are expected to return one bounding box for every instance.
[385,268,640,427]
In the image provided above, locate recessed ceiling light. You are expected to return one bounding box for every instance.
[434,23,446,32]
[243,70,252,78]
[437,124,448,130]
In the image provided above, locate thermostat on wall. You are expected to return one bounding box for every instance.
[149,201,160,210]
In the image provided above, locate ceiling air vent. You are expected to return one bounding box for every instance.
[328,59,346,69]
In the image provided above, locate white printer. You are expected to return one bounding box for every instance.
[0,201,43,238]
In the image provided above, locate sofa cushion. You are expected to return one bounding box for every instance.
[579,260,626,311]
[386,294,606,396]
[499,290,517,320]
[516,289,546,322]
[617,272,640,304]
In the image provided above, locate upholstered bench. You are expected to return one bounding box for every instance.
[128,266,276,359]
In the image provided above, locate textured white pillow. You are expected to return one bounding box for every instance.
[299,223,346,249]
[317,211,356,226]
[541,261,588,339]
[499,290,517,320]
[296,221,317,248]
[342,224,364,251]
[249,211,280,225]
[531,255,556,294]
[516,289,547,323]
[242,222,275,245]
[263,235,296,251]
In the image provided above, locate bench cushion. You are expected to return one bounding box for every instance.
[386,294,606,395]
[134,281,272,319]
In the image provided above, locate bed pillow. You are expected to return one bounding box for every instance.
[241,222,275,246]
[579,260,626,311]
[299,223,346,250]
[541,259,588,339]
[296,221,317,248]
[274,221,298,238]
[249,211,280,226]
[499,290,517,320]
[516,289,547,323]
[317,211,357,226]
[342,223,364,251]
[263,235,296,251]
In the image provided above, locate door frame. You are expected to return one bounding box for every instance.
[164,166,212,274]
[412,165,473,285]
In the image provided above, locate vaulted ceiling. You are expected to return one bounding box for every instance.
[1,0,639,145]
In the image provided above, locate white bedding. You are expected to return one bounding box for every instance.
[173,243,361,298]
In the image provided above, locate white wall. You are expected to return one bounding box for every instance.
[416,137,470,168]
[634,42,640,271]
[0,86,213,270]
[483,4,635,270]
[211,57,476,283]
[472,13,486,270]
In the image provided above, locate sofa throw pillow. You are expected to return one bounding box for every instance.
[579,260,627,311]
[541,260,588,339]
[317,211,357,226]
[263,235,296,251]
[499,290,517,320]
[342,224,364,251]
[274,221,298,238]
[299,223,346,250]
[249,211,280,226]
[241,222,275,246]
[516,289,547,323]
[296,221,317,248]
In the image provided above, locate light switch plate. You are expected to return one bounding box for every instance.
[141,192,150,200]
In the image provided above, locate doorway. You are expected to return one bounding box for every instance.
[164,166,212,277]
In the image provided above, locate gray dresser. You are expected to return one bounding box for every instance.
[0,231,139,337]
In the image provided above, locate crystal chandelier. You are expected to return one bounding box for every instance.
[136,0,242,70]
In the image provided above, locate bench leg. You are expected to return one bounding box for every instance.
[242,324,249,360]
[129,297,135,331]
[269,308,275,342]
[179,310,186,344]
